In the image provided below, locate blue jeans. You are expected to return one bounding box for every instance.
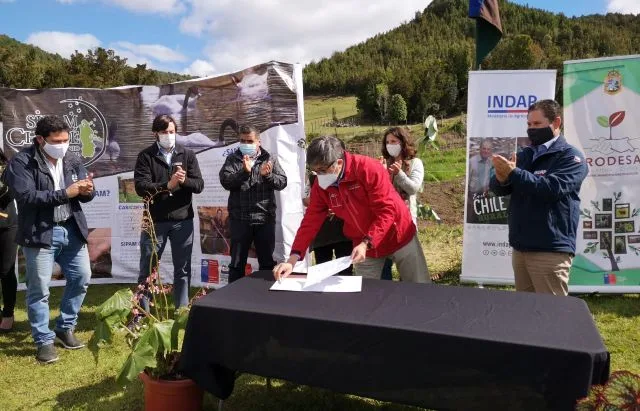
[23,222,91,347]
[139,219,193,310]
[381,258,394,280]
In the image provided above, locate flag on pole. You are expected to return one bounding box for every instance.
[469,0,503,68]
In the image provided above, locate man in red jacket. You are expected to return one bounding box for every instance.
[273,136,429,282]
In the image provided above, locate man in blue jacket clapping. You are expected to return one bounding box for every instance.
[490,100,588,296]
[3,116,96,363]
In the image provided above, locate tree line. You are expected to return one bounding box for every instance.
[0,34,191,89]
[302,0,640,122]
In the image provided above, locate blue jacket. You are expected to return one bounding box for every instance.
[3,144,95,248]
[490,136,588,254]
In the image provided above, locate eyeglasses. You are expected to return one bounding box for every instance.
[312,161,337,175]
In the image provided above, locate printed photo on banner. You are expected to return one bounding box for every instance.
[466,137,517,225]
[87,228,112,277]
[198,206,231,255]
[118,177,143,203]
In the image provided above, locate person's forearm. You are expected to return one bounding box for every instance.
[287,253,300,265]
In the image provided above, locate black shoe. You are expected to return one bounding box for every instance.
[36,343,59,364]
[54,329,85,349]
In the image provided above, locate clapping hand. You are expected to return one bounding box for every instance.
[242,155,253,173]
[167,166,185,190]
[78,172,94,195]
[388,160,402,176]
[260,161,273,176]
[492,153,516,183]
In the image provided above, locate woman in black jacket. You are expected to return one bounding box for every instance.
[0,148,18,332]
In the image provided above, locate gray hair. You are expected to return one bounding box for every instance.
[306,135,345,168]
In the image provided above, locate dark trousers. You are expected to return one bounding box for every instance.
[139,219,194,310]
[314,241,353,275]
[229,219,276,284]
[381,257,393,280]
[0,226,18,317]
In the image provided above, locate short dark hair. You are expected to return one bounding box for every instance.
[237,124,260,137]
[528,99,562,123]
[382,127,417,160]
[307,135,344,168]
[152,114,177,133]
[35,116,69,140]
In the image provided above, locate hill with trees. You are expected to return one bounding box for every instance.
[0,34,192,89]
[302,0,640,122]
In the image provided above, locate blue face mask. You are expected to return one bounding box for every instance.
[239,143,257,156]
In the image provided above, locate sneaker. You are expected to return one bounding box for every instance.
[54,329,85,349]
[36,343,59,364]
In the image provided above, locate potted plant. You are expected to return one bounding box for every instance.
[89,191,210,411]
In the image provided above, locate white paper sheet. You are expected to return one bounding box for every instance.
[304,256,353,288]
[270,275,362,292]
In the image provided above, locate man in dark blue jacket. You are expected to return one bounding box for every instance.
[490,100,588,296]
[219,125,287,283]
[3,116,95,363]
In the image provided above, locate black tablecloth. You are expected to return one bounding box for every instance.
[180,271,609,410]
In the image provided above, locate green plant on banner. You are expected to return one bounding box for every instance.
[577,371,640,411]
[88,190,210,385]
[596,111,625,140]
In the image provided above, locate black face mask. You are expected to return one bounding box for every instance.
[527,126,555,146]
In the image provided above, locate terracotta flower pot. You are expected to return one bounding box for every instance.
[139,372,204,411]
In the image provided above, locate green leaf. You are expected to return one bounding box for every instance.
[91,320,114,346]
[95,289,133,323]
[88,320,113,365]
[116,347,157,385]
[152,320,174,353]
[116,324,169,385]
[597,116,609,128]
[603,371,640,408]
[171,308,189,350]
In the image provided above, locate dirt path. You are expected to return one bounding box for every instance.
[418,176,466,226]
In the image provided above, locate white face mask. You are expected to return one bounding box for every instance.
[42,141,69,159]
[317,173,338,190]
[386,143,402,158]
[158,133,176,149]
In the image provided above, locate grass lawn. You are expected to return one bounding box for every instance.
[1,224,639,410]
[303,95,466,152]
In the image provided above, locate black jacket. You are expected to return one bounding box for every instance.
[3,145,95,247]
[219,147,287,224]
[0,156,17,229]
[134,143,204,222]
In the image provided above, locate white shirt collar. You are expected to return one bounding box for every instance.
[543,135,560,150]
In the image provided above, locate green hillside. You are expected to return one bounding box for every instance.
[0,34,192,89]
[303,0,640,121]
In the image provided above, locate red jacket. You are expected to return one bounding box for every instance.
[291,152,416,258]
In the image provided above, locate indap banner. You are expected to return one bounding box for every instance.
[0,61,308,288]
[461,70,557,285]
[563,55,640,293]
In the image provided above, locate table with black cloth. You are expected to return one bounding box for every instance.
[180,271,609,410]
